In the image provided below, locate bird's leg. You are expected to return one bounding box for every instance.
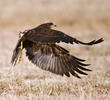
[19,41,23,62]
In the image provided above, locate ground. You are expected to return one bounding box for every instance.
[0,0,110,100]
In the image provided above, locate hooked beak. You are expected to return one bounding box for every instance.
[53,23,57,27]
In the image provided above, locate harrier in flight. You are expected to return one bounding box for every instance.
[11,22,104,78]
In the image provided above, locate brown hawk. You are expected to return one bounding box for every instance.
[11,22,104,78]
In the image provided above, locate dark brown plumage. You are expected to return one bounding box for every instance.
[11,22,104,78]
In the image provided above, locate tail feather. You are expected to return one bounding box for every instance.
[11,48,20,65]
[11,39,21,65]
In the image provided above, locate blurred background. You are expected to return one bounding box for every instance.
[0,0,110,100]
[0,0,110,30]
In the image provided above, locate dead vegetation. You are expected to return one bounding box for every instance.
[0,0,110,100]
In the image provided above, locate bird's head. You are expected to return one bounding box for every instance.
[39,22,56,29]
[49,22,57,28]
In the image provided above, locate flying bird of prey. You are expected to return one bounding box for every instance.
[11,22,104,78]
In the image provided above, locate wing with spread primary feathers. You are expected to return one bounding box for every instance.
[24,28,104,45]
[25,43,91,78]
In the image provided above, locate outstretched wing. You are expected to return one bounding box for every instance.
[24,28,104,45]
[25,43,91,78]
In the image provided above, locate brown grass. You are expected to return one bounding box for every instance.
[0,0,110,100]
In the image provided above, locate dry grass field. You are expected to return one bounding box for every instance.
[0,0,110,100]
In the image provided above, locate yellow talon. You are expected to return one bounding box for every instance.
[19,41,23,62]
